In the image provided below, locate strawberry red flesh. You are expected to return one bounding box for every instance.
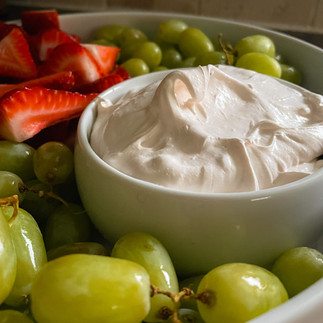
[114,65,131,80]
[0,21,20,41]
[82,44,120,76]
[0,87,97,142]
[76,73,124,94]
[33,28,80,61]
[40,43,102,87]
[21,10,60,35]
[0,28,38,80]
[0,71,75,98]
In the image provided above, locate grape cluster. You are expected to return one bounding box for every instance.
[1,139,323,323]
[93,19,301,84]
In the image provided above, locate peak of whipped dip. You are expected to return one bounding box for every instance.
[90,65,323,193]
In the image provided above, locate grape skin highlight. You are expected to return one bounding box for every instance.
[30,254,151,323]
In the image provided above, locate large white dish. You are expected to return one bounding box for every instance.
[70,11,323,323]
[59,10,323,95]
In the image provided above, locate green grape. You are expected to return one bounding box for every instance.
[195,51,226,66]
[234,34,275,58]
[118,27,148,62]
[0,207,17,304]
[280,64,302,85]
[153,35,175,51]
[178,27,214,58]
[151,66,168,72]
[0,171,24,202]
[161,48,182,68]
[132,41,162,69]
[179,275,204,310]
[91,39,117,47]
[111,232,179,322]
[30,254,151,323]
[0,309,33,323]
[235,52,282,78]
[33,141,74,186]
[166,308,205,323]
[180,57,196,68]
[20,179,60,225]
[156,19,188,44]
[197,263,288,323]
[44,203,91,250]
[47,241,108,261]
[0,141,35,181]
[2,206,47,307]
[271,247,323,297]
[274,52,287,64]
[95,25,126,46]
[53,173,81,203]
[121,58,150,77]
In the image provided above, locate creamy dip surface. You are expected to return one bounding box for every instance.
[90,65,323,193]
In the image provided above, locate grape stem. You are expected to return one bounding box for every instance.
[19,182,70,208]
[218,33,236,65]
[0,194,19,225]
[150,285,194,322]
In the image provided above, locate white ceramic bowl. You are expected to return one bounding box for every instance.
[73,11,323,273]
[72,11,323,322]
[75,68,323,276]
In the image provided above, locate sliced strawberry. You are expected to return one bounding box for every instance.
[0,87,97,142]
[0,21,20,40]
[83,44,120,76]
[40,43,102,87]
[76,73,124,94]
[114,65,131,80]
[0,71,75,98]
[0,27,38,80]
[33,28,80,61]
[21,10,60,35]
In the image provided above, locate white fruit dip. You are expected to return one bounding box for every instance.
[90,65,323,193]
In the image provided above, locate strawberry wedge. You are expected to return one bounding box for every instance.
[76,73,124,94]
[0,71,75,98]
[40,43,102,87]
[0,27,38,79]
[0,87,97,142]
[21,10,60,35]
[33,28,80,61]
[83,44,120,76]
[0,21,20,40]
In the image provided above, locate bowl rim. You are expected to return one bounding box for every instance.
[77,68,323,199]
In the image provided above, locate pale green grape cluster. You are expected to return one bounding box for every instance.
[1,137,323,323]
[93,20,302,84]
[0,139,106,320]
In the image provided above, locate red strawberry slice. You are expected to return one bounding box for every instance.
[33,28,80,61]
[40,43,102,87]
[0,71,75,98]
[21,10,60,35]
[0,87,97,142]
[0,27,38,80]
[114,65,131,80]
[82,44,120,76]
[76,73,124,94]
[0,21,20,40]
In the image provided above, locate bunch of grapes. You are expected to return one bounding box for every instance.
[1,139,323,322]
[92,19,301,84]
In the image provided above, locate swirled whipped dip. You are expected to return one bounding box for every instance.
[90,65,323,193]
